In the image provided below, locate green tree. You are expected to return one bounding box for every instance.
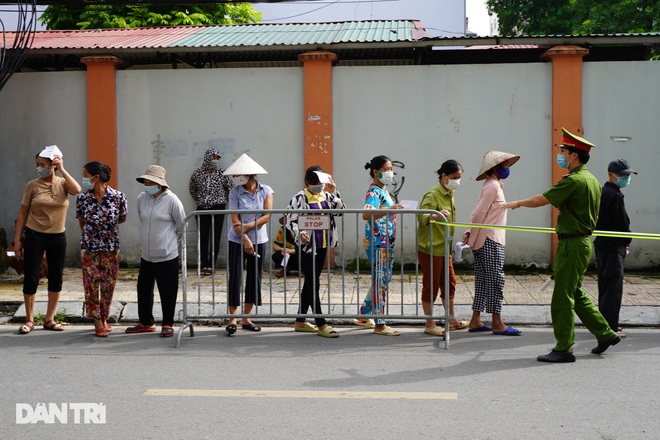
[487,0,660,35]
[40,3,261,30]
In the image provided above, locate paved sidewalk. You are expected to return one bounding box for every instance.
[2,267,659,326]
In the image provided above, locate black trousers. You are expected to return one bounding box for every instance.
[136,257,179,327]
[271,247,300,272]
[22,228,66,295]
[197,204,226,268]
[297,247,328,327]
[227,241,264,307]
[595,244,626,331]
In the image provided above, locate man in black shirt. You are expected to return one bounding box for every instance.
[594,159,637,338]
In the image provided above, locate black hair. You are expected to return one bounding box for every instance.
[564,147,590,164]
[84,161,112,183]
[304,165,323,185]
[436,159,463,179]
[35,153,52,163]
[364,155,391,178]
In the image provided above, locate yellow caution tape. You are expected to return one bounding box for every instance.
[430,221,660,241]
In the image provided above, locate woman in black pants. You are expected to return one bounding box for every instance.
[286,165,345,338]
[14,146,81,334]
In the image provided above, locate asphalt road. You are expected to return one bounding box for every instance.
[1,324,659,439]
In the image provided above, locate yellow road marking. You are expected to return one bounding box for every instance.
[144,389,458,400]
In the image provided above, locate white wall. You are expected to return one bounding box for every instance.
[1,59,658,268]
[583,61,660,267]
[115,68,305,262]
[332,63,554,265]
[0,71,88,257]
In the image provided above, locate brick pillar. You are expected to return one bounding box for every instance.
[81,56,128,189]
[541,45,589,266]
[299,51,338,267]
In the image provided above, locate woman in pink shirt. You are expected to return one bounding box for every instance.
[463,151,521,336]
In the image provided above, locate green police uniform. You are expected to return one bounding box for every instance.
[543,164,617,352]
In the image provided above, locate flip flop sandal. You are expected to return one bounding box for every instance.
[424,327,445,337]
[160,326,174,337]
[294,322,319,333]
[353,319,375,328]
[317,326,339,338]
[468,325,492,333]
[449,321,470,331]
[95,328,109,338]
[241,323,261,332]
[492,326,522,336]
[374,326,400,336]
[104,323,113,332]
[226,323,237,335]
[43,321,64,331]
[18,322,34,334]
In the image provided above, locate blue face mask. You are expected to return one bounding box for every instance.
[616,175,631,188]
[556,154,570,169]
[144,185,160,195]
[496,165,510,180]
[81,177,95,191]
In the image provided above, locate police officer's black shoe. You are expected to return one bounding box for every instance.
[537,350,576,363]
[591,334,621,354]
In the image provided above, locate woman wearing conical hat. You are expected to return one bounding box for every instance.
[463,150,522,336]
[222,153,273,335]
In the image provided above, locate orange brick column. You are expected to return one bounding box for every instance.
[541,45,589,265]
[298,51,337,174]
[81,56,127,189]
[299,51,337,267]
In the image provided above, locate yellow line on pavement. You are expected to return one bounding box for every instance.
[144,389,458,400]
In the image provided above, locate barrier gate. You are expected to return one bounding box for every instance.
[174,208,453,348]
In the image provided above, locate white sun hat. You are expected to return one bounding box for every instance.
[476,150,520,181]
[223,153,268,176]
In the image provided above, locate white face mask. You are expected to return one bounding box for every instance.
[211,159,222,169]
[377,171,394,186]
[232,175,249,186]
[445,178,461,191]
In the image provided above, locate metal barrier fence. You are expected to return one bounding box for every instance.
[175,208,452,348]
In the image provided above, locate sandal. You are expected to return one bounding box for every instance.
[201,267,213,276]
[241,323,261,332]
[374,326,400,336]
[160,326,174,338]
[353,318,376,328]
[294,322,319,333]
[104,323,112,333]
[449,320,470,331]
[226,323,237,335]
[18,321,34,334]
[317,326,339,338]
[424,327,445,337]
[43,320,64,331]
[95,328,108,338]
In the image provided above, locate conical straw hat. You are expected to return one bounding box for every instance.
[223,153,268,176]
[476,150,520,181]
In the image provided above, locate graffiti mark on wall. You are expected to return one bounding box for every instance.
[390,160,406,203]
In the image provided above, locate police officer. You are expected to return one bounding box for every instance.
[503,128,620,363]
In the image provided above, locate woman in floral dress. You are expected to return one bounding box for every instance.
[357,155,404,336]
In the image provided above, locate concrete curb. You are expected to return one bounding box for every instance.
[8,301,660,326]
